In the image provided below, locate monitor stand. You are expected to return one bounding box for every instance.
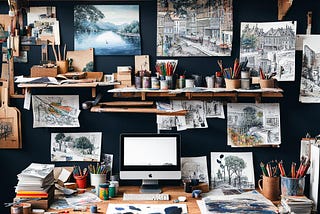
[140,180,162,193]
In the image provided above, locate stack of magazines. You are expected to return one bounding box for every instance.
[15,163,55,200]
[281,195,313,214]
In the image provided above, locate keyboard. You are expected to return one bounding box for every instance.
[123,193,170,201]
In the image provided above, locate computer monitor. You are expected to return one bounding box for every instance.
[120,133,181,193]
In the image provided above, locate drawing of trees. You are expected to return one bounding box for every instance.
[55,133,65,151]
[74,136,94,154]
[225,156,246,186]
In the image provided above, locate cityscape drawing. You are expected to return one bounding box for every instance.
[157,0,233,56]
[227,103,281,147]
[240,21,297,81]
[299,35,320,103]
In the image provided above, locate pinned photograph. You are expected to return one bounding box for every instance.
[51,132,102,162]
[227,103,281,147]
[240,21,297,81]
[210,152,255,192]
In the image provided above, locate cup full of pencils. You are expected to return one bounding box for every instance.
[88,163,109,194]
[279,156,310,196]
[73,165,88,189]
[258,161,280,201]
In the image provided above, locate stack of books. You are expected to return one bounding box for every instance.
[14,163,55,209]
[281,195,313,214]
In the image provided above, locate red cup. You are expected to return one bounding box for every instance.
[74,175,87,189]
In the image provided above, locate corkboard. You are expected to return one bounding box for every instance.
[66,48,94,72]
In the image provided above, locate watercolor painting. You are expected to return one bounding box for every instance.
[74,5,141,55]
[51,132,102,162]
[299,35,320,103]
[227,103,281,147]
[240,21,296,81]
[106,204,187,214]
[210,152,255,191]
[32,95,80,128]
[157,0,233,56]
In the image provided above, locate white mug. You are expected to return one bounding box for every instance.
[185,79,195,88]
[205,76,215,88]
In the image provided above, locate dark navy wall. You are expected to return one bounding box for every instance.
[0,0,319,213]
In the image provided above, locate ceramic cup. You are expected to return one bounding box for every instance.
[258,175,280,201]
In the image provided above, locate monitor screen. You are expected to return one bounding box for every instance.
[120,133,181,193]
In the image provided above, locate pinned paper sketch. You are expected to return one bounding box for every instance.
[32,95,80,128]
[299,35,320,103]
[227,103,281,147]
[51,132,102,162]
[181,156,209,184]
[106,204,187,214]
[240,21,296,81]
[210,152,255,191]
[205,100,225,118]
[157,0,233,56]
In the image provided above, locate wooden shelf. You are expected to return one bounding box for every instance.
[108,87,284,103]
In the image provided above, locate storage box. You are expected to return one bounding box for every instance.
[30,65,58,77]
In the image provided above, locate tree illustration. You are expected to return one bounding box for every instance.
[74,5,105,32]
[224,155,246,186]
[55,133,65,151]
[74,136,94,154]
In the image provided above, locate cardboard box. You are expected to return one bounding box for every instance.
[30,66,58,77]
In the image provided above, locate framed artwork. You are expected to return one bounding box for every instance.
[51,132,102,162]
[210,152,255,191]
[240,21,297,81]
[74,5,141,56]
[227,103,281,147]
[299,35,320,103]
[181,156,209,184]
[157,0,233,56]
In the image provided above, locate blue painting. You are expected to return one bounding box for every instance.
[74,5,141,56]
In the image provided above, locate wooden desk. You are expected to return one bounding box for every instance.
[50,185,201,213]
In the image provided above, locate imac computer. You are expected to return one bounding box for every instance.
[120,133,181,193]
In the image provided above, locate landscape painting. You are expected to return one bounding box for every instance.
[299,35,320,103]
[51,132,102,162]
[210,152,255,192]
[157,0,233,56]
[74,5,141,55]
[240,21,296,81]
[227,103,281,147]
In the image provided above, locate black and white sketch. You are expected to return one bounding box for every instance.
[210,152,255,191]
[181,156,209,184]
[157,0,233,56]
[240,21,297,81]
[32,95,80,128]
[227,103,281,147]
[51,132,102,162]
[299,35,320,103]
[205,100,225,118]
[157,115,176,130]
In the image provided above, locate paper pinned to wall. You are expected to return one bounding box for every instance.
[181,156,209,184]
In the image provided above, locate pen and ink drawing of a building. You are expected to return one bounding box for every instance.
[240,21,296,81]
[227,103,281,147]
[299,36,320,103]
[0,119,13,141]
[157,0,233,56]
[210,152,255,191]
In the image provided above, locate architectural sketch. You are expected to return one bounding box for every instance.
[181,156,209,184]
[157,0,233,56]
[0,118,13,141]
[210,152,255,191]
[205,100,225,118]
[299,35,320,103]
[74,5,141,56]
[227,103,281,147]
[32,95,80,128]
[240,21,296,81]
[51,132,102,162]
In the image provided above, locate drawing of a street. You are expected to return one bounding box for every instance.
[157,0,233,56]
[240,21,296,81]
